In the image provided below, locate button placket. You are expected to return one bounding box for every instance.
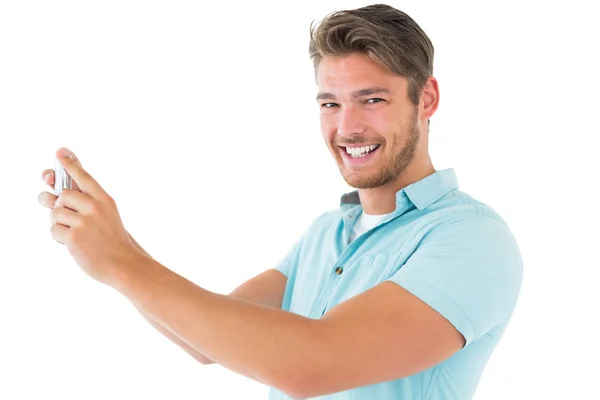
[318,264,346,316]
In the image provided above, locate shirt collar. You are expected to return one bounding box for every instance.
[340,168,459,213]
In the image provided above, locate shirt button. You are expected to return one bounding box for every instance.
[335,266,344,275]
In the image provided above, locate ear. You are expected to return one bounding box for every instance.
[420,76,440,121]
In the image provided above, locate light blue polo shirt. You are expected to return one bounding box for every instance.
[269,168,523,400]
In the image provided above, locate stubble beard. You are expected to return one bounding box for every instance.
[336,111,420,189]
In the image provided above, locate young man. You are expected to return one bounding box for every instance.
[39,4,522,400]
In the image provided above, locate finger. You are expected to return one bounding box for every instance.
[50,223,69,244]
[38,191,57,209]
[55,189,96,214]
[42,169,81,192]
[42,169,55,187]
[56,148,107,201]
[50,205,80,228]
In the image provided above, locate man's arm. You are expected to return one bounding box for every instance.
[110,255,463,399]
[126,232,287,365]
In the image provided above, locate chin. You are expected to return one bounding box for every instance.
[341,171,391,189]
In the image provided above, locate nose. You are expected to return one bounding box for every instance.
[336,106,365,138]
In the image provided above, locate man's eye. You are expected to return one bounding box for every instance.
[321,103,338,108]
[367,98,385,104]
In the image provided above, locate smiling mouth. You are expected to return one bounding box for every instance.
[340,144,381,158]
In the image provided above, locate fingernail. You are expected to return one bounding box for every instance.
[58,148,74,160]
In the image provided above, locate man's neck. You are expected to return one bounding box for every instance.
[358,163,435,215]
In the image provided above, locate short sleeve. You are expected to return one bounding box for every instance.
[386,217,523,346]
[273,211,330,278]
[274,239,301,278]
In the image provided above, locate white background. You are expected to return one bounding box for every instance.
[1,0,598,399]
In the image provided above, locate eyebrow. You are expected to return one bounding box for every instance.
[316,87,391,101]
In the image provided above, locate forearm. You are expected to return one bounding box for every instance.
[126,231,214,365]
[136,307,215,364]
[112,256,326,396]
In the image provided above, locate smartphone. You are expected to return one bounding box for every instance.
[54,156,72,196]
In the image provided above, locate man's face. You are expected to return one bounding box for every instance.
[316,53,421,189]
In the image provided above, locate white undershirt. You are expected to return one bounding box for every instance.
[350,211,393,242]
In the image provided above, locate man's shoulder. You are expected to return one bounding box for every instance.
[426,187,514,230]
[414,190,523,271]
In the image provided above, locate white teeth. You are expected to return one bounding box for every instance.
[345,144,379,158]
